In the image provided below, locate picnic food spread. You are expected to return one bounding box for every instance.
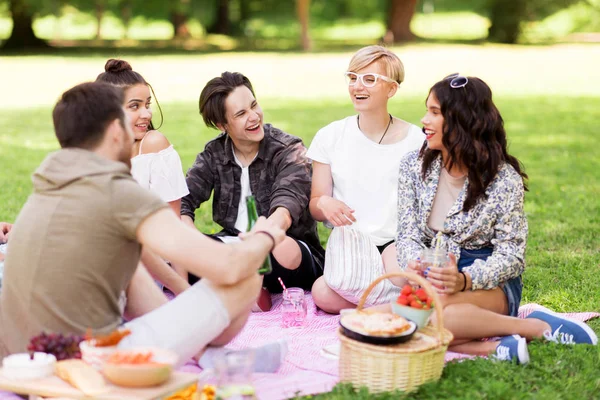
[341,312,412,336]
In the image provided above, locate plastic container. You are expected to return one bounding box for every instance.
[391,302,435,330]
[2,352,56,380]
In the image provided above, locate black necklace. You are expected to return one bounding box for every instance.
[357,114,393,144]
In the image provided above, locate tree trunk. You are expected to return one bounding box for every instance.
[120,0,132,39]
[297,0,311,51]
[239,0,250,24]
[170,12,191,38]
[487,0,526,44]
[170,0,191,39]
[207,0,230,35]
[95,0,105,40]
[2,0,48,49]
[386,0,417,43]
[53,0,61,41]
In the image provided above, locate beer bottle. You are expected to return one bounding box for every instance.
[246,195,273,275]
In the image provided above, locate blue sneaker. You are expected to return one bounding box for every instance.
[494,335,529,364]
[527,305,598,345]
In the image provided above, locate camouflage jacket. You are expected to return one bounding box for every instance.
[181,124,325,266]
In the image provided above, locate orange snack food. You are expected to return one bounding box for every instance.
[107,351,154,365]
[85,328,131,347]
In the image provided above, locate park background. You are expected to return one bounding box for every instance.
[1,0,599,398]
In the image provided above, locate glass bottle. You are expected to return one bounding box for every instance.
[245,195,273,275]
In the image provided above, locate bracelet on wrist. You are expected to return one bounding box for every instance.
[255,230,276,252]
[459,271,467,292]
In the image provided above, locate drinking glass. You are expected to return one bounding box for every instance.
[281,287,307,328]
[213,349,256,399]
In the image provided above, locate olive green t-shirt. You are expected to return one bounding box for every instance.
[0,149,168,358]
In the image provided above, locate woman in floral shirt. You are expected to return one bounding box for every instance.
[394,74,597,363]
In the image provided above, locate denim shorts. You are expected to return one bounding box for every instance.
[458,247,523,317]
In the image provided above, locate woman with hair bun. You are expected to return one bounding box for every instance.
[96,59,189,215]
[97,59,190,294]
[394,74,597,363]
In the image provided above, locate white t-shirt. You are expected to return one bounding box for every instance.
[130,145,190,203]
[307,116,424,245]
[233,145,256,233]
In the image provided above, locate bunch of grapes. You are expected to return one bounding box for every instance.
[28,332,85,361]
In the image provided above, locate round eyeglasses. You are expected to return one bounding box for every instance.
[444,73,468,89]
[344,72,397,88]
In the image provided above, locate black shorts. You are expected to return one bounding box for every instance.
[188,234,323,294]
[376,240,394,254]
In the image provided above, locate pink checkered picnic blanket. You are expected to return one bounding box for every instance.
[0,293,597,400]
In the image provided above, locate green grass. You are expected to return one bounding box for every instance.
[0,48,599,398]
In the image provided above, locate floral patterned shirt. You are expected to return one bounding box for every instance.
[396,151,528,290]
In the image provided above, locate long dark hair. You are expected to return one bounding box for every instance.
[420,76,528,211]
[95,59,163,130]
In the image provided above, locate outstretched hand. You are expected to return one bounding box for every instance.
[423,253,465,294]
[239,216,286,248]
[0,222,12,244]
[317,196,356,227]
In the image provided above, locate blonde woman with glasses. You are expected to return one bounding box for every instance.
[306,45,424,313]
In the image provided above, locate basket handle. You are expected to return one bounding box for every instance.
[356,271,445,342]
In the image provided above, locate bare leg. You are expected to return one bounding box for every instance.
[271,236,302,270]
[311,276,356,314]
[438,289,550,344]
[449,340,499,356]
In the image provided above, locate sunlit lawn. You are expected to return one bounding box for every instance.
[0,46,599,398]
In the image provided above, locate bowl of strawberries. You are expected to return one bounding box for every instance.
[392,284,435,330]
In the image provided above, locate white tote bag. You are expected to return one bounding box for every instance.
[323,226,400,306]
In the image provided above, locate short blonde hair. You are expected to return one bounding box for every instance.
[348,45,405,85]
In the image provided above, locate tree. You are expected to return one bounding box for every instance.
[2,0,48,49]
[170,0,192,39]
[297,0,311,50]
[487,0,526,43]
[487,0,584,43]
[207,0,230,34]
[385,0,418,43]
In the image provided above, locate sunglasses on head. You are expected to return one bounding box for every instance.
[444,73,468,89]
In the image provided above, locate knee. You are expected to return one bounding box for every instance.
[311,277,330,307]
[272,237,302,270]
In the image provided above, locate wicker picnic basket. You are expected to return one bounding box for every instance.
[338,271,453,393]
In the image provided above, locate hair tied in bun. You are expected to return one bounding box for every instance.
[105,59,133,73]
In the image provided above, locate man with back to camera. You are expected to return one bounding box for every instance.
[0,81,286,367]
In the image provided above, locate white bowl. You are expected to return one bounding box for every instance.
[79,340,118,370]
[2,352,56,380]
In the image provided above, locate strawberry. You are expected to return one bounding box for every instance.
[396,295,409,306]
[415,288,428,302]
[422,304,431,310]
[401,284,413,296]
[407,294,416,303]
[410,300,424,309]
[426,297,434,308]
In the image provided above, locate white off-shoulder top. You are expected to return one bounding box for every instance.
[131,145,189,203]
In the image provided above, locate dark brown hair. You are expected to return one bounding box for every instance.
[199,72,255,130]
[420,76,528,211]
[52,82,125,149]
[96,59,163,130]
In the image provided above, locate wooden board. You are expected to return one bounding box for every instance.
[0,369,198,400]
